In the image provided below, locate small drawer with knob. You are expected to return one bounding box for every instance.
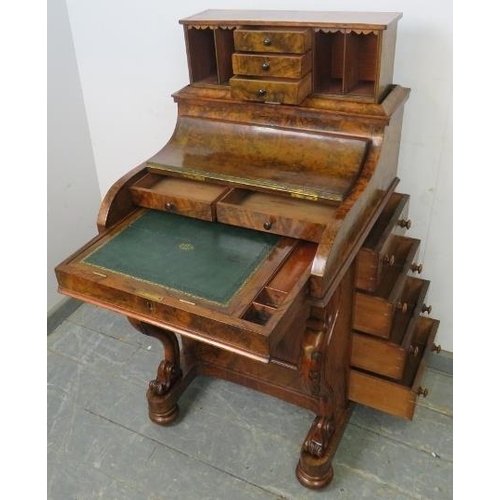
[216,188,337,242]
[130,172,229,221]
[234,28,312,54]
[353,236,421,338]
[351,277,430,380]
[348,315,440,420]
[232,52,312,79]
[230,74,312,105]
[355,192,411,292]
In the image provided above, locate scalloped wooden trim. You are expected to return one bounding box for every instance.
[187,24,236,30]
[314,28,379,35]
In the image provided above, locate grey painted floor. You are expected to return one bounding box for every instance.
[48,304,453,499]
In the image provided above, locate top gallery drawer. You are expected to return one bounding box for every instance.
[234,28,312,54]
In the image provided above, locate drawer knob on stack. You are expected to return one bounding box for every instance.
[398,218,412,229]
[410,263,423,274]
[261,61,270,71]
[383,254,395,266]
[422,304,432,314]
[263,37,272,46]
[408,345,420,357]
[263,220,273,230]
[165,202,175,211]
[417,387,429,398]
[257,88,267,97]
[432,343,442,353]
[396,301,408,313]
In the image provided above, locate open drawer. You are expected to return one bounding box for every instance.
[216,188,337,242]
[351,277,430,380]
[353,235,420,338]
[355,192,411,292]
[348,316,440,420]
[55,208,317,362]
[130,171,230,221]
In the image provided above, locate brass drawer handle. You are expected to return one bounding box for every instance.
[256,88,267,98]
[432,343,442,354]
[263,37,272,46]
[411,263,423,274]
[422,304,432,314]
[398,218,412,229]
[383,254,395,266]
[261,61,270,71]
[417,387,429,398]
[165,202,175,211]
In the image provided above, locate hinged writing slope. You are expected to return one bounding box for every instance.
[146,116,370,203]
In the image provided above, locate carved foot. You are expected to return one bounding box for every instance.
[296,416,335,489]
[146,357,182,425]
[128,319,184,426]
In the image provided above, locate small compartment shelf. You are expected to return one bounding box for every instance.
[184,26,235,85]
[312,24,397,103]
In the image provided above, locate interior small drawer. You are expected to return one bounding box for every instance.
[351,277,430,380]
[234,28,312,54]
[230,74,312,105]
[348,316,440,420]
[232,52,312,79]
[130,173,229,221]
[355,193,411,292]
[216,189,337,242]
[353,236,420,338]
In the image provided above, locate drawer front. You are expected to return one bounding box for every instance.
[353,237,420,338]
[355,193,411,292]
[234,29,312,54]
[348,316,439,420]
[216,189,336,242]
[230,75,312,105]
[130,174,229,221]
[232,52,312,78]
[351,278,430,380]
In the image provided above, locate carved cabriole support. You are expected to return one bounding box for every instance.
[128,319,183,425]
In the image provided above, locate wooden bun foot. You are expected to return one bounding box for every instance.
[147,394,180,426]
[295,462,334,489]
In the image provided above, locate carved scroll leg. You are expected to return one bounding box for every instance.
[296,410,351,490]
[129,319,183,426]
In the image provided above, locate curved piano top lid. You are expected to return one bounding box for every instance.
[146,116,370,204]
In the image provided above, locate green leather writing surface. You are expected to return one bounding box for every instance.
[83,210,281,305]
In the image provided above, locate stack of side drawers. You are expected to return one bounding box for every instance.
[230,27,312,105]
[349,192,440,420]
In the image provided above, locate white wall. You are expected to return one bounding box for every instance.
[64,0,453,351]
[47,0,102,312]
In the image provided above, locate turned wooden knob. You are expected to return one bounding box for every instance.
[411,263,423,274]
[165,202,175,211]
[257,88,267,97]
[383,254,395,266]
[422,304,432,314]
[398,218,412,229]
[432,343,442,354]
[408,345,419,357]
[261,61,270,71]
[263,220,273,230]
[417,387,429,397]
[396,301,408,314]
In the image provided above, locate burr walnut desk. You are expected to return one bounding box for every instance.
[55,10,441,489]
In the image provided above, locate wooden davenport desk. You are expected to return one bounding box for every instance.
[55,10,441,490]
